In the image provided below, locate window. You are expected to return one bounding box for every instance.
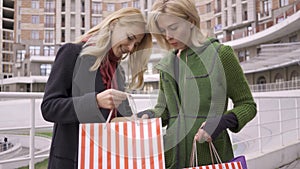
[216,0,221,12]
[291,71,299,88]
[81,2,85,12]
[262,0,271,16]
[289,35,297,42]
[31,31,39,40]
[214,17,222,32]
[275,73,284,83]
[3,53,12,62]
[45,15,54,27]
[32,0,39,9]
[44,46,55,56]
[2,64,12,73]
[224,10,228,26]
[45,0,55,12]
[232,7,236,23]
[16,50,26,62]
[45,30,54,43]
[92,2,102,14]
[40,64,52,76]
[242,4,248,21]
[238,50,245,62]
[92,17,102,27]
[280,0,288,7]
[133,1,140,8]
[206,3,211,13]
[257,76,266,91]
[122,2,128,8]
[291,71,299,81]
[29,46,40,56]
[32,15,40,24]
[206,20,211,29]
[107,3,115,12]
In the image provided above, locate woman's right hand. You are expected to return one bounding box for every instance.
[96,89,127,109]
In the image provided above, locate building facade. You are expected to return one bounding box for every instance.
[0,0,15,91]
[196,0,300,92]
[0,0,155,92]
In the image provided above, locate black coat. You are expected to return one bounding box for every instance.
[41,43,132,169]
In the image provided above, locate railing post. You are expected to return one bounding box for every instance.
[29,99,36,169]
[296,98,299,140]
[257,99,263,153]
[279,99,283,146]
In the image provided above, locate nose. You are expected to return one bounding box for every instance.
[165,30,173,40]
[127,42,135,52]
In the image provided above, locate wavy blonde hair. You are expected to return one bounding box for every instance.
[75,7,152,89]
[148,0,206,50]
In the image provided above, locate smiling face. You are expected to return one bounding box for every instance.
[156,14,194,50]
[110,22,145,57]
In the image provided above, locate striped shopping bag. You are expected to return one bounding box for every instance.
[78,118,165,169]
[185,139,246,169]
[186,162,243,169]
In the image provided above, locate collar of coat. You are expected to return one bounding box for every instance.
[155,38,220,75]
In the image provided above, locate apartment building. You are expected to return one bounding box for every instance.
[0,0,155,92]
[197,0,300,90]
[0,0,14,91]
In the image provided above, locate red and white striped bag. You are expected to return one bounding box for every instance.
[185,140,245,169]
[78,118,165,169]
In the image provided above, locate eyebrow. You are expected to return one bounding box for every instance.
[158,22,178,31]
[128,33,137,39]
[168,23,178,28]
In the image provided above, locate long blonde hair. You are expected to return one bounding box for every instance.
[75,7,152,89]
[148,0,206,50]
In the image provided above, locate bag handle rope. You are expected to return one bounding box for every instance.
[189,137,223,167]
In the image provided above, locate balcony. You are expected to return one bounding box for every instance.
[223,1,300,48]
[224,10,300,49]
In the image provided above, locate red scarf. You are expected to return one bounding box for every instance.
[81,37,121,120]
[100,49,121,120]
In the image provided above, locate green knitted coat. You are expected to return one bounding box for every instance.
[150,39,257,169]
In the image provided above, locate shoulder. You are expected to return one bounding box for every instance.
[57,43,83,55]
[218,44,237,62]
[55,43,83,61]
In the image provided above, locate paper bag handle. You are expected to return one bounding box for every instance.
[189,138,223,167]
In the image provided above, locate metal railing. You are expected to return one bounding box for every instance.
[0,92,51,169]
[229,94,300,157]
[249,79,300,92]
[0,91,300,168]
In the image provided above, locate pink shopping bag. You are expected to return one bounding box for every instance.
[185,139,245,169]
[78,118,165,169]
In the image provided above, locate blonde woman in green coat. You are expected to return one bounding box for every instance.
[137,0,257,168]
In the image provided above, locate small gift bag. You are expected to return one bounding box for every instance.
[78,118,165,169]
[186,139,246,169]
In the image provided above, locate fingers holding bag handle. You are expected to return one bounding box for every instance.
[195,122,212,143]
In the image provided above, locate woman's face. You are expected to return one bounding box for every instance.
[111,22,145,57]
[156,14,193,50]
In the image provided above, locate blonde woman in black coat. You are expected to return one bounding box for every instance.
[41,8,152,169]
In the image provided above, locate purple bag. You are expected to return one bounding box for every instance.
[229,155,248,169]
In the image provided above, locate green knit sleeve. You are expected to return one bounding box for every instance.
[149,72,169,126]
[219,45,257,133]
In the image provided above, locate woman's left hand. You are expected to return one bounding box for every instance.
[194,122,212,143]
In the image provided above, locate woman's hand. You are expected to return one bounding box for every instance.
[194,122,212,143]
[96,89,127,109]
